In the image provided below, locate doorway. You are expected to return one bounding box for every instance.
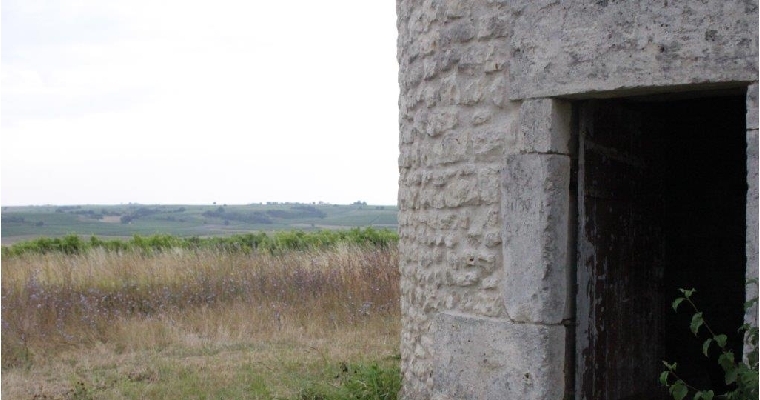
[574,92,747,400]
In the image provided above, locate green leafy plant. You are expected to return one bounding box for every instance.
[661,282,759,400]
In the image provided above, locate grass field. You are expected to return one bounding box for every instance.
[1,203,399,245]
[1,244,400,399]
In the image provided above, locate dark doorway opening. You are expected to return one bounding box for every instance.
[574,92,747,400]
[661,96,747,393]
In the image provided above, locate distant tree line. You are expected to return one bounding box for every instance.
[201,205,326,225]
[1,215,26,223]
[120,206,161,224]
[1,215,45,227]
[202,209,272,224]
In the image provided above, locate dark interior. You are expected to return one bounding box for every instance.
[658,95,747,391]
[574,91,748,399]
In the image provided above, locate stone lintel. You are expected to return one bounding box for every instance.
[508,0,758,100]
[502,154,570,324]
[432,312,565,400]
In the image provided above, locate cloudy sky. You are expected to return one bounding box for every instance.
[1,1,399,206]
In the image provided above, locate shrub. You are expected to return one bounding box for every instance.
[661,282,759,400]
[1,229,399,258]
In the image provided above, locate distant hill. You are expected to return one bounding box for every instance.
[0,203,398,245]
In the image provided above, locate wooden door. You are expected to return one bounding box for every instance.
[576,100,666,400]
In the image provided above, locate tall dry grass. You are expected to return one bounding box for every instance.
[2,244,400,369]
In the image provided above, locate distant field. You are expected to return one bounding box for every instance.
[1,203,398,244]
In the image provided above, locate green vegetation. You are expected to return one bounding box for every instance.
[299,361,401,400]
[1,203,398,244]
[1,228,398,257]
[661,283,759,400]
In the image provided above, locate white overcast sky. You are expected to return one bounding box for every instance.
[1,1,399,206]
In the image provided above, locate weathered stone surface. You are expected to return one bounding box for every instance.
[748,82,759,130]
[425,109,459,137]
[747,86,758,355]
[515,98,572,155]
[502,154,570,324]
[432,312,565,400]
[509,0,758,99]
[477,165,501,204]
[746,128,758,359]
[470,109,492,126]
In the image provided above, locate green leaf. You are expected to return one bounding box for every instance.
[690,312,704,336]
[659,370,670,386]
[694,390,714,400]
[673,297,685,311]
[740,367,758,386]
[702,338,713,357]
[725,365,739,384]
[715,334,727,348]
[672,381,688,400]
[662,361,677,371]
[718,351,735,371]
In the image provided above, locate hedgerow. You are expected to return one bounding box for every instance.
[1,228,398,258]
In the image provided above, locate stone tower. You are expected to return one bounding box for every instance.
[396,1,758,399]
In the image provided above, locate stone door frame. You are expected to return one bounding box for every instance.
[502,84,759,397]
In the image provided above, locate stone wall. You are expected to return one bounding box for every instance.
[397,0,758,398]
[396,1,516,397]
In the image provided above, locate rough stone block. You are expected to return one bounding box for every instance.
[455,77,485,105]
[459,290,506,317]
[429,131,470,165]
[460,43,493,65]
[423,58,440,81]
[477,13,510,39]
[516,98,572,155]
[442,0,471,19]
[468,204,500,233]
[398,187,418,211]
[477,165,501,204]
[441,19,476,44]
[471,109,492,126]
[399,121,415,144]
[470,127,504,160]
[426,110,459,137]
[487,74,509,108]
[746,129,758,354]
[398,141,419,168]
[502,154,571,324]
[432,312,565,400]
[442,175,479,208]
[747,82,758,130]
